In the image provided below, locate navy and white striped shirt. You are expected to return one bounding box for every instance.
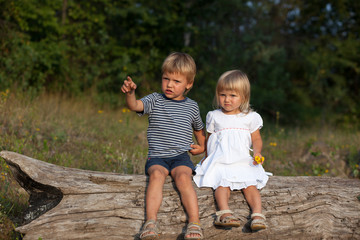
[139,93,204,158]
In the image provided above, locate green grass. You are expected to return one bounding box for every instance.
[0,89,359,238]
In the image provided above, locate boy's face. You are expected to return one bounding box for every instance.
[161,72,193,100]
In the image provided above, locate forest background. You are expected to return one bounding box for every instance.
[1,0,359,125]
[0,0,359,239]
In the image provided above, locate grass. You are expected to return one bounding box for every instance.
[0,89,359,239]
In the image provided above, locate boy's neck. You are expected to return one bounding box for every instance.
[162,93,187,101]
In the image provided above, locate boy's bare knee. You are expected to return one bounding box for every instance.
[173,174,192,190]
[148,166,168,181]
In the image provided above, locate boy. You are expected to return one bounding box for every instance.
[121,52,205,240]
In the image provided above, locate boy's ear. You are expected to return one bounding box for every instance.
[186,82,193,91]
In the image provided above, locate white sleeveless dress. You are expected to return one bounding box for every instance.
[193,109,269,190]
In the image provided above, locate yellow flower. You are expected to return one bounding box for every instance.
[122,108,130,113]
[325,169,329,173]
[118,119,123,123]
[255,156,265,164]
[36,128,40,131]
[269,142,277,147]
[98,110,103,114]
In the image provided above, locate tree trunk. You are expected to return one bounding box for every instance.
[1,151,359,240]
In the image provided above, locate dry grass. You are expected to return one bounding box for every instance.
[0,89,359,239]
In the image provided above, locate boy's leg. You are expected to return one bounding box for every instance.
[171,166,201,238]
[171,166,199,222]
[140,165,168,239]
[146,165,169,221]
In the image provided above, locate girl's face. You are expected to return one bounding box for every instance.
[161,72,192,100]
[218,89,242,114]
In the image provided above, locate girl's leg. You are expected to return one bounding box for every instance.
[214,186,239,225]
[242,185,262,218]
[171,166,201,238]
[214,186,231,211]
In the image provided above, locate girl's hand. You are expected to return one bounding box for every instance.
[121,76,137,94]
[189,144,205,155]
[253,153,265,165]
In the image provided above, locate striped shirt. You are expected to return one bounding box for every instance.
[139,93,204,158]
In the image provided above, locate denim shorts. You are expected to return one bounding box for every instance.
[145,152,195,175]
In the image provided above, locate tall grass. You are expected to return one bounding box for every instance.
[0,89,359,238]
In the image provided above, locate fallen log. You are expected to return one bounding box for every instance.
[1,150,360,240]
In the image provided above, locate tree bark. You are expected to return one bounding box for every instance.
[1,150,359,240]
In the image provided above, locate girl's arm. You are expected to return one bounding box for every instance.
[121,76,144,112]
[251,129,263,164]
[204,133,211,158]
[190,129,206,155]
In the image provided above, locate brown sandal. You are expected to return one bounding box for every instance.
[184,222,203,240]
[139,219,160,240]
[250,213,267,231]
[214,210,241,227]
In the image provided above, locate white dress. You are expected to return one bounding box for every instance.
[193,109,269,190]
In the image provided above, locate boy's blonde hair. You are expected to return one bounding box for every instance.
[215,70,252,113]
[162,52,196,94]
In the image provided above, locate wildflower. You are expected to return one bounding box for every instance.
[1,89,9,97]
[255,156,265,164]
[122,108,130,113]
[118,120,123,123]
[36,128,40,131]
[98,110,103,114]
[325,169,329,173]
[269,142,277,147]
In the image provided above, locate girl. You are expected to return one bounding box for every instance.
[193,70,268,231]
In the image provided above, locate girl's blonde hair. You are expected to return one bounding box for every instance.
[162,52,196,94]
[215,70,252,113]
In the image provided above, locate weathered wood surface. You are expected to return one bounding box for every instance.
[1,150,360,240]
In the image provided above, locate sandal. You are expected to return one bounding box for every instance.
[250,213,267,231]
[139,219,160,240]
[184,222,203,240]
[214,209,241,227]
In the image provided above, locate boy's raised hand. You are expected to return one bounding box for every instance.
[121,76,137,94]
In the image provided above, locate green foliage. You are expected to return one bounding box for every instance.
[0,0,359,126]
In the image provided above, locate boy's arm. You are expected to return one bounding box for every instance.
[251,129,263,164]
[121,76,144,112]
[190,128,206,155]
[200,132,211,163]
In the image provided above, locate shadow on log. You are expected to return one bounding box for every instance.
[1,150,360,240]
